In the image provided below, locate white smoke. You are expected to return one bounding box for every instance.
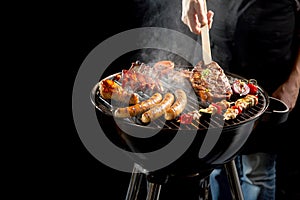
[132,0,199,66]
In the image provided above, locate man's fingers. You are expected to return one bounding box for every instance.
[194,0,208,27]
[181,0,214,34]
[193,14,203,34]
[207,10,214,29]
[182,13,202,34]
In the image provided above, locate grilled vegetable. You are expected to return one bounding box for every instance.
[247,79,258,95]
[178,113,193,124]
[232,79,250,97]
[223,94,259,120]
[199,99,231,116]
[223,108,239,120]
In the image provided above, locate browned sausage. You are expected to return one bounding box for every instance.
[114,93,163,118]
[165,89,187,120]
[141,93,175,123]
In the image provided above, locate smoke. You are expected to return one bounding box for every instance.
[135,0,182,29]
[132,0,199,66]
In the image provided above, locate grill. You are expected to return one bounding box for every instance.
[89,63,293,200]
[90,65,270,178]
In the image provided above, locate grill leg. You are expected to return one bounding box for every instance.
[125,163,147,200]
[125,163,166,200]
[224,160,244,200]
[146,182,162,200]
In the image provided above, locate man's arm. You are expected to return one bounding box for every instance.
[272,47,300,110]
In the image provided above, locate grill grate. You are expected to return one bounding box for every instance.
[93,71,268,131]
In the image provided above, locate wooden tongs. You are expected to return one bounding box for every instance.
[201,0,212,65]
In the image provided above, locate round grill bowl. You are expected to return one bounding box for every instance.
[91,72,270,178]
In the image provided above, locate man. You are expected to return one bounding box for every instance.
[181,0,300,199]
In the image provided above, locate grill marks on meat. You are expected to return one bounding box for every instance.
[190,61,233,104]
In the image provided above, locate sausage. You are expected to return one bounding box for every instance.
[165,89,187,120]
[114,93,163,118]
[141,93,175,123]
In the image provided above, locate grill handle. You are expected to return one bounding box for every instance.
[261,97,289,125]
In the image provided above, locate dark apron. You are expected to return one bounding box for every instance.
[207,0,297,94]
[206,0,298,153]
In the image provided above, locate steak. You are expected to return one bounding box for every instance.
[190,61,233,105]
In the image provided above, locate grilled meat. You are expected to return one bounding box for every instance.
[141,92,175,123]
[99,79,139,105]
[165,89,188,120]
[121,61,164,94]
[223,94,258,120]
[190,61,233,104]
[114,93,163,118]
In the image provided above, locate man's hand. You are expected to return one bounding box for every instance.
[181,0,214,34]
[272,47,300,110]
[272,82,299,110]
